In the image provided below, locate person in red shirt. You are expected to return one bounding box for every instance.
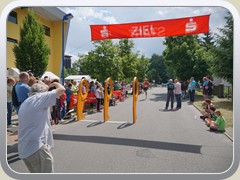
[143,78,150,99]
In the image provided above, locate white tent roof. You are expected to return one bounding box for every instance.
[7,68,20,77]
[41,71,60,81]
[65,75,91,81]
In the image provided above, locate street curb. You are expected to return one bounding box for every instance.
[193,103,233,142]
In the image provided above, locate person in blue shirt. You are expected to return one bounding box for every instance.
[165,79,175,110]
[15,72,30,113]
[188,77,197,102]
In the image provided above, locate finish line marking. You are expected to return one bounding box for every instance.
[80,120,131,124]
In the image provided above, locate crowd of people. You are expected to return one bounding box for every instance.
[7,71,65,173]
[6,71,226,173]
[163,75,225,132]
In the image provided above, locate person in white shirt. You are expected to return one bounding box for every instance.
[18,81,65,173]
[174,79,182,109]
[94,84,102,112]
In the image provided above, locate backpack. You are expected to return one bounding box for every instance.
[12,84,19,108]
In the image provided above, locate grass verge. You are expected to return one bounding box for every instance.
[193,90,233,128]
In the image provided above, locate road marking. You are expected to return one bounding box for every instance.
[80,119,130,124]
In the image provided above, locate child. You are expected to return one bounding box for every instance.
[200,99,214,120]
[210,111,226,132]
[205,106,217,126]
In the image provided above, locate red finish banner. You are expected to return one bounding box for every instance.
[90,15,210,41]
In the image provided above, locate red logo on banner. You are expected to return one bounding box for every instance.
[90,15,210,41]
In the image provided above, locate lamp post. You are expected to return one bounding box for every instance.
[61,13,73,85]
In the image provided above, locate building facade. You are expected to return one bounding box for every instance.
[7,7,72,77]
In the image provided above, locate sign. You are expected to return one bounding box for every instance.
[90,15,210,40]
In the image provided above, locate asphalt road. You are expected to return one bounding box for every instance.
[7,87,233,174]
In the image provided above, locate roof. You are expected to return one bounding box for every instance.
[32,7,67,22]
[7,68,20,77]
[65,75,91,80]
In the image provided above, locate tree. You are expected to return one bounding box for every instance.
[80,40,122,82]
[211,12,233,84]
[135,55,149,82]
[147,54,168,83]
[163,35,210,82]
[198,31,215,51]
[13,10,50,77]
[118,39,138,81]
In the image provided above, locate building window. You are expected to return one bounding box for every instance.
[7,37,18,43]
[43,25,51,37]
[64,56,72,69]
[8,11,17,24]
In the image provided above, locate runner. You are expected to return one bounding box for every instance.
[142,78,150,99]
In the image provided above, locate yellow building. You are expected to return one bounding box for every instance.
[7,7,72,77]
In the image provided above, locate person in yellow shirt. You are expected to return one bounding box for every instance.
[71,80,78,95]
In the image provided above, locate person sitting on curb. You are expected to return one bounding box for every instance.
[209,111,226,132]
[204,106,217,126]
[200,99,214,120]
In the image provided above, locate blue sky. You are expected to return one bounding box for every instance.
[59,6,229,60]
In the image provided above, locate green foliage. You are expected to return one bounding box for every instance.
[136,55,149,82]
[211,12,233,84]
[78,39,149,83]
[13,10,50,77]
[147,54,168,83]
[79,40,122,83]
[163,35,210,82]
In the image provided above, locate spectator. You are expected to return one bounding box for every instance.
[200,99,214,120]
[201,77,209,100]
[15,72,30,113]
[210,111,226,132]
[18,81,65,173]
[7,77,15,128]
[50,79,65,124]
[188,77,197,103]
[205,106,217,126]
[65,83,73,115]
[165,79,175,110]
[180,81,187,99]
[174,79,182,109]
[71,80,78,95]
[206,75,213,99]
[95,84,102,112]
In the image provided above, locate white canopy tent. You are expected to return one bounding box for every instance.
[65,75,96,84]
[41,71,60,81]
[7,68,20,79]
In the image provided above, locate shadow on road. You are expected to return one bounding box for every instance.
[53,134,202,154]
[149,93,190,103]
[149,93,167,102]
[87,121,104,128]
[117,122,133,129]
